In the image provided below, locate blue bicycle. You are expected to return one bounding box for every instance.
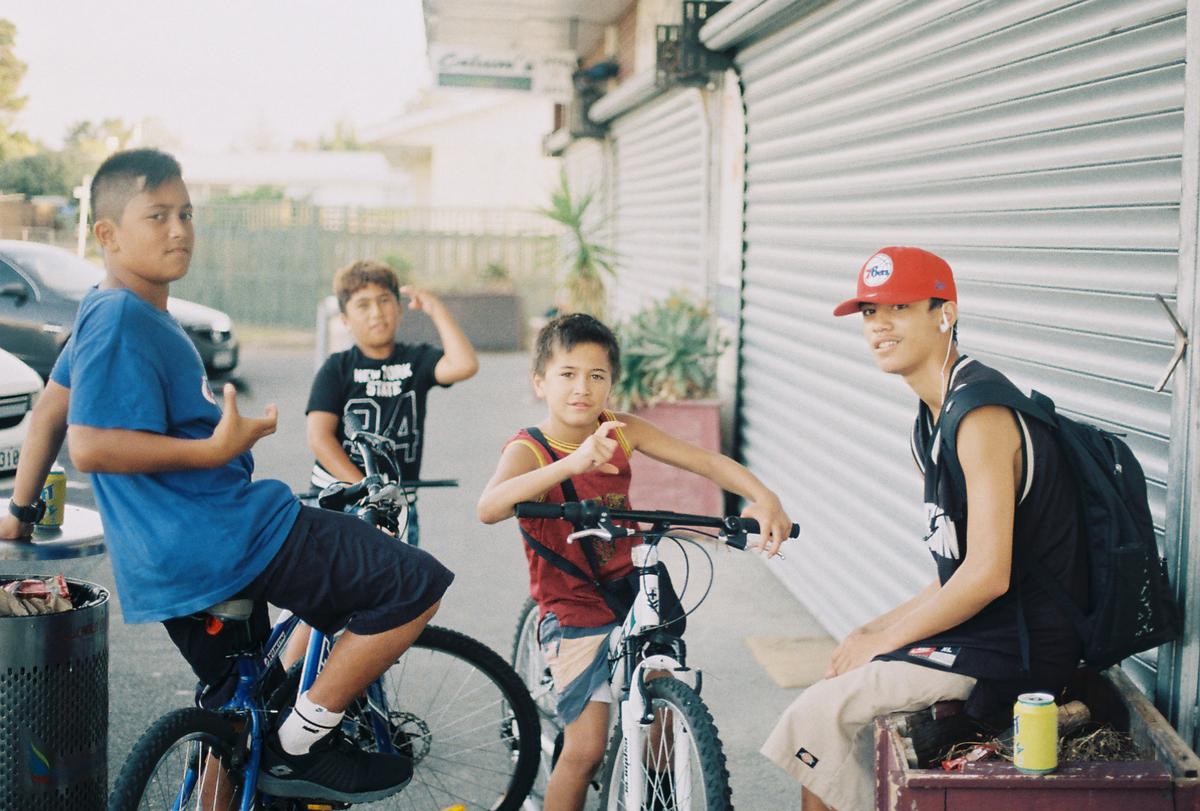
[109,424,540,811]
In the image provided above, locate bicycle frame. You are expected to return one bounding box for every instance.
[188,605,404,810]
[600,531,694,811]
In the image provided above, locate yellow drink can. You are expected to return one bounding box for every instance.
[1013,692,1057,774]
[37,465,67,528]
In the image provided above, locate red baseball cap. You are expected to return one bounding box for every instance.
[833,247,957,317]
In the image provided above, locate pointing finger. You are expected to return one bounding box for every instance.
[595,420,626,437]
[222,383,238,413]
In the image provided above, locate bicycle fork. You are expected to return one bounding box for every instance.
[618,543,694,810]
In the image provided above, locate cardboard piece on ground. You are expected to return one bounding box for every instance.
[745,635,838,689]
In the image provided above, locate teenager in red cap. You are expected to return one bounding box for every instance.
[762,247,1086,811]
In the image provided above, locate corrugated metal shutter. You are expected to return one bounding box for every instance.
[610,88,710,319]
[733,0,1187,687]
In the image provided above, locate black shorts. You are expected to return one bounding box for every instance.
[164,504,454,695]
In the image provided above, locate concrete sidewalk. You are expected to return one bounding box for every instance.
[15,343,830,809]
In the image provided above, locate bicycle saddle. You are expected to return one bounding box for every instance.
[204,598,254,621]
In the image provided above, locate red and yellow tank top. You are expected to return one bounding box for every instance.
[507,412,634,628]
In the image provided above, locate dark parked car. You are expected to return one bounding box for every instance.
[0,240,239,380]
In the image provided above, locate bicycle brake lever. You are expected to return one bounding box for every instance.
[369,482,403,505]
[565,528,613,545]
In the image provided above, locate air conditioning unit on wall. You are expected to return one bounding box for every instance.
[656,1,731,87]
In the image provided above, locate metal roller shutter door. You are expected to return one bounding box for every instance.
[732,0,1187,687]
[610,88,710,319]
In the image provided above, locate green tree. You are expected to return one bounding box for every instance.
[0,19,33,162]
[61,117,136,179]
[0,152,70,197]
[209,185,286,204]
[318,119,363,151]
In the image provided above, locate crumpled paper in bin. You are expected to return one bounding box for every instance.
[0,574,74,616]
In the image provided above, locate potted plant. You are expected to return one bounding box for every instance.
[538,169,615,319]
[612,293,729,515]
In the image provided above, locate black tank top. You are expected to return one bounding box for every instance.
[878,356,1086,685]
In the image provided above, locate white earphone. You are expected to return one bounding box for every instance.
[939,314,950,333]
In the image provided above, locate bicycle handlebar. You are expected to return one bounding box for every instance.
[514,500,800,549]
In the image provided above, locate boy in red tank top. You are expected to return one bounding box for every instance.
[478,313,792,811]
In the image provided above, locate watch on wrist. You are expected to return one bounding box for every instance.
[8,498,45,524]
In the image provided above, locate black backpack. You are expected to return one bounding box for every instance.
[938,381,1181,669]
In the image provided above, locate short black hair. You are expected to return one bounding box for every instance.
[90,149,183,224]
[533,313,621,382]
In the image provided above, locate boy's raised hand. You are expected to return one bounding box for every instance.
[565,420,625,476]
[399,285,442,314]
[210,383,278,464]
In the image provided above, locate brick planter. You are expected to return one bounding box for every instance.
[628,400,723,517]
[874,667,1200,810]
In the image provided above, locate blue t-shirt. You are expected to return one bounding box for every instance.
[51,288,298,623]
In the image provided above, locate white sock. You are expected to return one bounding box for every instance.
[276,691,344,755]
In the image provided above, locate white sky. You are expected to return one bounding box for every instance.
[3,1,430,151]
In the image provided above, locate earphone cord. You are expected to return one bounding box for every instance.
[938,318,954,411]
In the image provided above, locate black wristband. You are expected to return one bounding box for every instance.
[8,498,45,524]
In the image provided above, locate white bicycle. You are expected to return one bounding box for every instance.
[511,500,799,810]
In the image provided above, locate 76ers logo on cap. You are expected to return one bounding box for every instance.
[862,253,893,287]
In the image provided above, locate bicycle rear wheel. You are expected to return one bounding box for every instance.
[108,708,242,811]
[346,625,540,811]
[597,677,731,811]
[510,596,562,806]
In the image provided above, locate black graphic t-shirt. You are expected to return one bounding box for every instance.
[306,343,445,487]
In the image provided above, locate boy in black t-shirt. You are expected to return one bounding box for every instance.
[305,260,479,546]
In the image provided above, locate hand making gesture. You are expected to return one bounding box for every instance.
[565,420,625,476]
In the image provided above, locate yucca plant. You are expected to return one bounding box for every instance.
[611,294,729,411]
[538,169,615,318]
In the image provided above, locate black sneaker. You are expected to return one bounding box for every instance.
[258,730,413,803]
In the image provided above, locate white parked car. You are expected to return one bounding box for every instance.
[0,347,43,481]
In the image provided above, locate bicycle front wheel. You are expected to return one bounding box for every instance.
[347,625,540,811]
[598,677,732,811]
[108,708,243,811]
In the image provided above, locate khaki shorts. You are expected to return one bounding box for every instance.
[761,660,975,811]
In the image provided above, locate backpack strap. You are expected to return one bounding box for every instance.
[519,427,608,585]
[525,427,580,503]
[936,382,1089,671]
[520,427,640,621]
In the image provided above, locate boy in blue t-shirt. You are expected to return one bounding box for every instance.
[0,149,452,805]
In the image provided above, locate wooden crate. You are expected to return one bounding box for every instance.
[875,668,1200,810]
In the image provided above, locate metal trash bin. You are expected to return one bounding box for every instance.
[0,577,109,810]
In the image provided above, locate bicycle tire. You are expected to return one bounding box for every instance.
[510,596,564,805]
[341,624,541,811]
[511,596,561,723]
[108,707,243,811]
[597,677,732,811]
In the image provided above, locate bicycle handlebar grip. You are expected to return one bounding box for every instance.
[514,502,565,519]
[731,518,802,538]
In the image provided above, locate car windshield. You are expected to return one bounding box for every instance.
[1,243,104,297]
